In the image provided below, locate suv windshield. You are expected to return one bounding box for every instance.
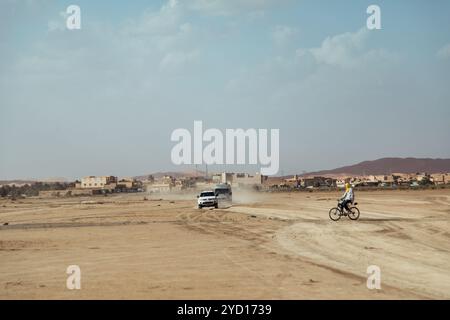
[215,189,230,195]
[200,192,215,197]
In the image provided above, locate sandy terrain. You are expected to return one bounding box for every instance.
[0,189,449,299]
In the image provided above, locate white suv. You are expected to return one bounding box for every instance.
[197,191,218,209]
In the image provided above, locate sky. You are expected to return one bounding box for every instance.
[1,0,450,179]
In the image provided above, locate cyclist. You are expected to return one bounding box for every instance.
[339,183,354,213]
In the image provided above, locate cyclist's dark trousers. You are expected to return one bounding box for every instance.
[341,200,351,211]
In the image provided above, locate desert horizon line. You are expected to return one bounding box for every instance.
[2,156,450,182]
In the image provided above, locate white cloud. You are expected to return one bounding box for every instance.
[47,11,67,32]
[437,43,450,59]
[5,0,203,91]
[159,50,200,71]
[122,0,182,36]
[187,0,287,16]
[271,25,298,46]
[307,28,383,68]
[47,20,63,32]
[225,27,395,104]
[247,10,265,20]
[295,48,306,58]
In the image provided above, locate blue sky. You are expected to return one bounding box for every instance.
[1,0,450,179]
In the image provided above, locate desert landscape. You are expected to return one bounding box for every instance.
[1,188,449,299]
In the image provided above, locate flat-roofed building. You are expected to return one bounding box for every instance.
[431,173,450,185]
[218,172,265,187]
[79,176,117,189]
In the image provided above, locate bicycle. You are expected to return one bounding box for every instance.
[329,200,360,221]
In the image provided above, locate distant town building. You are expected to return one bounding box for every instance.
[431,173,450,185]
[146,183,172,193]
[144,175,178,193]
[79,176,117,189]
[283,175,301,188]
[117,178,141,190]
[214,172,266,187]
[301,177,336,188]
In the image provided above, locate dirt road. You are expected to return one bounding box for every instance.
[0,189,449,299]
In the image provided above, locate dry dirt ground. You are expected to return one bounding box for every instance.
[0,189,449,299]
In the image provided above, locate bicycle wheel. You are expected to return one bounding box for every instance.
[348,207,360,220]
[329,207,341,221]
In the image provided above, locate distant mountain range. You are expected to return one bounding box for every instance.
[301,157,450,177]
[137,158,450,180]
